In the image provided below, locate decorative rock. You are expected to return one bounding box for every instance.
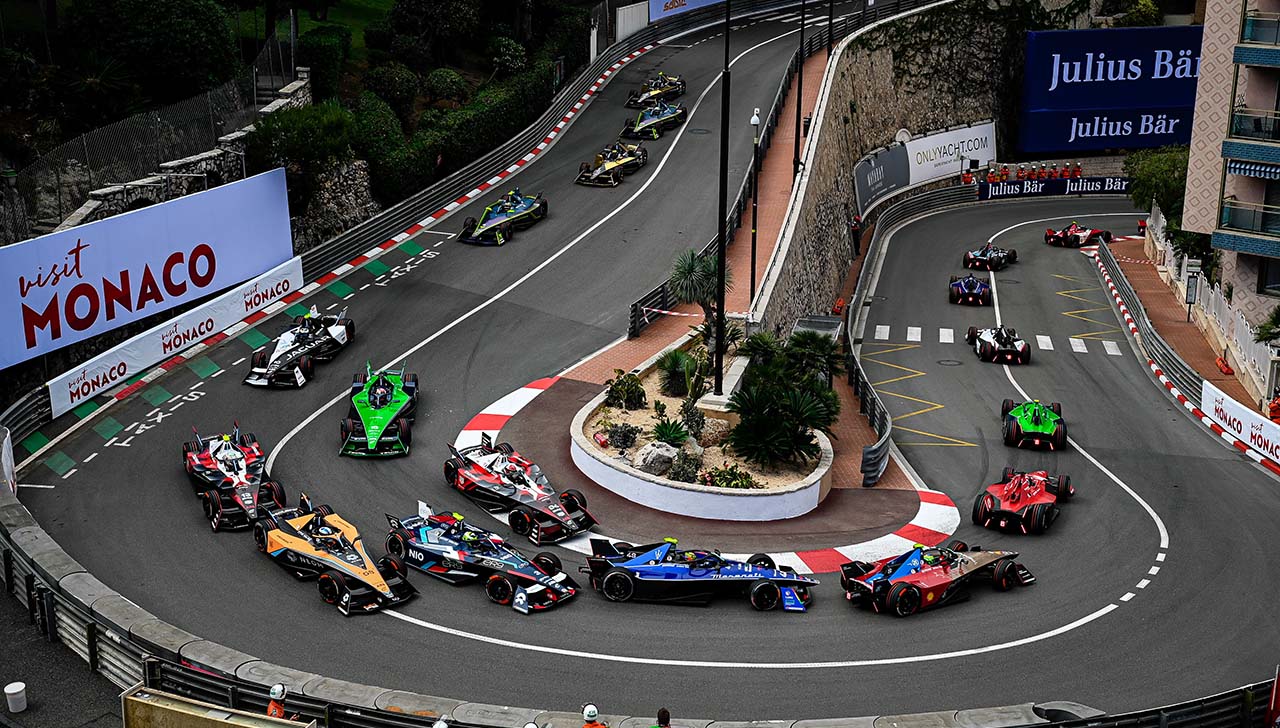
[682,436,704,458]
[699,418,731,447]
[633,442,678,475]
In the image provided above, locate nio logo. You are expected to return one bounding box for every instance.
[407,549,425,563]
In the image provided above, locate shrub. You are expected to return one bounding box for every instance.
[728,386,837,467]
[656,350,694,397]
[653,400,667,419]
[604,369,646,410]
[424,68,469,105]
[668,449,702,483]
[679,397,706,439]
[608,423,640,449]
[298,28,347,100]
[785,330,845,384]
[246,101,354,208]
[1124,146,1190,219]
[351,92,404,160]
[490,37,528,78]
[652,418,689,447]
[364,17,395,53]
[1115,0,1163,26]
[699,462,760,489]
[365,62,420,127]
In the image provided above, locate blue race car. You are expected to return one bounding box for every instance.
[457,188,548,245]
[962,242,1017,271]
[581,538,817,612]
[948,273,992,305]
[384,502,578,613]
[620,100,688,139]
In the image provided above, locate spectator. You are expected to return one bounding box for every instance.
[267,684,300,721]
[653,708,671,728]
[583,704,607,728]
[1268,387,1280,424]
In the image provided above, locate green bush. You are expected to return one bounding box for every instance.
[608,423,641,449]
[246,101,354,208]
[489,37,528,78]
[298,28,347,100]
[351,92,404,163]
[1115,0,1163,26]
[424,68,469,104]
[699,462,760,489]
[657,349,695,397]
[390,33,432,74]
[603,369,646,410]
[311,24,353,61]
[365,62,419,127]
[679,397,706,439]
[668,449,702,483]
[652,418,689,447]
[364,17,395,53]
[1124,146,1190,219]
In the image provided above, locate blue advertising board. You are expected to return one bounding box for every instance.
[649,0,720,21]
[1020,26,1203,153]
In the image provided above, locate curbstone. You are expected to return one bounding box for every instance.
[873,712,959,728]
[708,722,796,728]
[452,702,544,727]
[619,718,713,728]
[56,571,116,613]
[536,710,630,728]
[794,718,878,728]
[1033,702,1106,721]
[235,661,322,694]
[374,690,463,718]
[130,619,200,663]
[179,640,258,679]
[90,594,157,637]
[0,493,37,536]
[302,675,388,709]
[954,704,1044,727]
[11,526,86,588]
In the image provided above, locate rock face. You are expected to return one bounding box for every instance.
[699,418,731,448]
[290,159,381,253]
[633,442,678,476]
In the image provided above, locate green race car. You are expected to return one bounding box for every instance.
[1000,398,1066,451]
[340,363,419,457]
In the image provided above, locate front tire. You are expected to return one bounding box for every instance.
[443,457,464,485]
[318,570,348,605]
[560,488,587,510]
[253,519,276,552]
[533,551,562,575]
[202,491,222,532]
[508,506,536,536]
[748,579,782,611]
[993,560,1018,590]
[747,553,775,570]
[486,574,515,605]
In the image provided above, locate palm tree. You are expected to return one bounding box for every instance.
[667,249,732,333]
[785,330,846,384]
[1255,304,1280,344]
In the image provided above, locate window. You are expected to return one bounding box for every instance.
[1259,256,1280,296]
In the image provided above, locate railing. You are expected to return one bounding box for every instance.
[1199,275,1277,393]
[1219,198,1280,236]
[1230,108,1280,141]
[1015,681,1272,728]
[1242,10,1280,45]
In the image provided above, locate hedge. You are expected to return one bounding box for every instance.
[365,61,419,127]
[297,26,351,100]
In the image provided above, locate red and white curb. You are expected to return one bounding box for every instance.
[1077,233,1142,258]
[452,379,960,575]
[1088,250,1280,478]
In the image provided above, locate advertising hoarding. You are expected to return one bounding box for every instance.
[1020,26,1202,153]
[0,169,292,371]
[853,145,910,214]
[1200,381,1280,463]
[649,0,720,21]
[977,176,1132,200]
[904,122,997,185]
[47,256,302,417]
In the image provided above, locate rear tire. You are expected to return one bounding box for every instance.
[979,342,994,361]
[972,493,994,525]
[887,583,921,617]
[1025,503,1052,534]
[1001,466,1015,483]
[533,551,562,575]
[601,569,635,602]
[339,318,355,342]
[965,326,978,345]
[1008,248,1018,263]
[1001,398,1015,417]
[395,417,412,446]
[1050,474,1074,500]
[1049,402,1062,417]
[1051,422,1067,450]
[747,553,775,570]
[949,287,960,304]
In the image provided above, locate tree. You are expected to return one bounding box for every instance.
[1255,305,1280,344]
[489,37,528,78]
[668,249,732,333]
[246,101,354,208]
[1124,146,1190,219]
[364,62,419,128]
[424,68,469,105]
[389,0,480,63]
[1115,0,1163,26]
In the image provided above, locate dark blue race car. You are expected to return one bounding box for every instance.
[457,188,548,245]
[581,538,817,612]
[963,242,1017,271]
[384,502,578,613]
[948,273,992,305]
[620,100,687,139]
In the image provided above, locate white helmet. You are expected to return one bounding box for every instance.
[583,704,600,721]
[269,684,286,700]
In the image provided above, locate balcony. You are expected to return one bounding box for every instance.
[1242,12,1280,45]
[1231,108,1280,142]
[1216,199,1280,256]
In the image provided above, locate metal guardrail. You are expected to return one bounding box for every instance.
[1095,242,1204,398]
[1015,681,1272,728]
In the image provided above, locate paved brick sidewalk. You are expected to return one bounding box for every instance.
[1111,239,1253,405]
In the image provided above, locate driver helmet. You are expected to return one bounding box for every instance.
[461,530,478,543]
[921,550,939,565]
[270,684,287,701]
[583,705,599,722]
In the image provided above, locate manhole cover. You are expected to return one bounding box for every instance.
[999,278,1020,284]
[688,128,712,135]
[937,359,963,366]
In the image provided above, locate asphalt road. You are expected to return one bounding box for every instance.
[18,10,1280,722]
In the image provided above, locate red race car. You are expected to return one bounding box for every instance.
[182,424,285,531]
[840,540,1034,617]
[972,466,1074,534]
[1044,222,1112,248]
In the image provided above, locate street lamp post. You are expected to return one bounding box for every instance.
[793,0,805,177]
[750,108,761,303]
[713,0,731,396]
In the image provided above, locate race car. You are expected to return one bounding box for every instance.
[576,141,648,187]
[948,273,992,305]
[243,306,354,388]
[252,494,417,616]
[972,466,1074,534]
[339,363,419,457]
[839,541,1034,617]
[620,100,687,139]
[457,188,548,245]
[1045,221,1112,248]
[384,502,578,613]
[963,242,1017,271]
[625,71,686,108]
[1001,398,1066,450]
[182,424,285,532]
[443,434,597,545]
[580,538,817,611]
[965,325,1031,364]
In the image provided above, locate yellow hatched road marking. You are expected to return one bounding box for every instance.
[1052,273,1120,339]
[860,343,977,447]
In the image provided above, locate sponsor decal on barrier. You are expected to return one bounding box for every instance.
[904,121,996,185]
[853,145,910,215]
[1200,381,1280,461]
[1020,26,1202,152]
[0,169,292,370]
[977,176,1131,200]
[648,0,719,20]
[47,257,302,417]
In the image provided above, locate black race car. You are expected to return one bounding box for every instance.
[625,71,686,108]
[243,306,354,387]
[620,100,688,139]
[963,243,1017,271]
[443,435,598,545]
[965,325,1031,364]
[181,424,285,532]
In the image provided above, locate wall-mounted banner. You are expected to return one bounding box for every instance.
[978,176,1132,200]
[1021,26,1203,153]
[1200,381,1280,462]
[0,168,292,371]
[47,256,302,417]
[853,144,910,215]
[904,121,997,185]
[1,428,15,496]
[649,0,719,20]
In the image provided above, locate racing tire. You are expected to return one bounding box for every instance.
[293,315,306,326]
[499,221,514,245]
[485,575,516,605]
[886,583,922,617]
[1049,402,1063,418]
[612,542,638,558]
[747,553,776,570]
[579,162,591,175]
[1001,398,1016,417]
[395,417,412,446]
[965,326,978,345]
[946,539,969,552]
[1025,503,1052,535]
[260,480,287,509]
[1001,465,1015,483]
[313,504,335,518]
[948,287,960,304]
[1102,230,1113,243]
[508,506,536,537]
[1049,474,1074,500]
[963,252,975,268]
[318,570,349,606]
[378,554,407,579]
[601,569,635,602]
[1008,248,1018,263]
[298,355,315,381]
[1003,420,1020,447]
[610,170,621,187]
[386,529,413,560]
[748,579,782,611]
[461,217,477,238]
[202,491,222,532]
[1051,422,1067,451]
[639,148,649,165]
[533,551,562,575]
[252,519,276,552]
[979,342,995,362]
[338,318,355,342]
[239,432,259,449]
[496,442,515,454]
[251,350,267,369]
[992,560,1018,591]
[536,198,548,220]
[443,457,464,486]
[560,488,587,511]
[972,493,994,526]
[1019,348,1031,365]
[980,289,992,306]
[352,372,368,387]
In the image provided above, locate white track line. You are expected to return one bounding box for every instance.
[939,328,953,344]
[1103,340,1122,356]
[906,326,921,342]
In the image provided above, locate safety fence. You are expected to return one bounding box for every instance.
[1014,681,1273,728]
[1197,274,1277,396]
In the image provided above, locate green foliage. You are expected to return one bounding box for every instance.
[424,68,469,104]
[656,349,695,397]
[668,449,702,483]
[653,417,690,447]
[489,37,528,78]
[364,17,395,53]
[350,91,410,203]
[653,400,667,418]
[246,101,354,208]
[699,462,760,490]
[1114,0,1163,26]
[738,332,784,362]
[607,423,641,449]
[298,26,351,100]
[389,0,480,64]
[679,397,706,439]
[365,62,419,127]
[669,250,732,331]
[1124,146,1190,219]
[604,369,647,410]
[785,331,846,383]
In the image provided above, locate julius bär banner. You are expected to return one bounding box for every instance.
[47,256,302,417]
[1200,381,1280,463]
[0,168,292,371]
[978,176,1132,200]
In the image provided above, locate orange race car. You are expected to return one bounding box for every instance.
[252,495,417,616]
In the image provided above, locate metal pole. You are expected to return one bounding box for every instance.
[828,0,834,56]
[714,0,731,396]
[793,0,805,177]
[750,112,760,303]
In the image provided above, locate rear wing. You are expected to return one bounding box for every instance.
[588,538,621,558]
[386,501,433,532]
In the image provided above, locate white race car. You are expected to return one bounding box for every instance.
[243,306,354,388]
[965,325,1031,364]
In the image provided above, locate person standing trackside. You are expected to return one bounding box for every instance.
[652,708,672,728]
[1016,164,1027,181]
[583,704,608,728]
[267,684,300,722]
